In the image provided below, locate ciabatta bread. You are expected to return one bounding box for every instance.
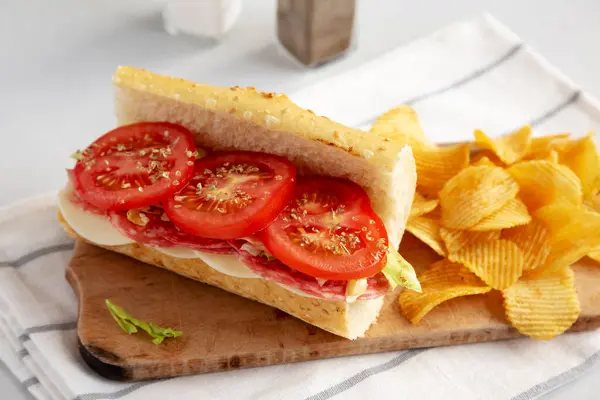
[60,67,416,339]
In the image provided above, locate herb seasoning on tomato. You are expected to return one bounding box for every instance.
[164,151,296,240]
[72,122,197,210]
[259,177,388,280]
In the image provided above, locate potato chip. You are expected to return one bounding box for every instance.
[531,240,594,278]
[535,203,600,242]
[406,216,446,257]
[440,165,519,229]
[468,197,531,231]
[440,227,500,254]
[414,143,471,197]
[400,232,444,274]
[523,133,570,160]
[551,135,581,153]
[370,105,433,148]
[448,239,524,290]
[588,251,600,264]
[474,126,532,165]
[540,150,559,163]
[502,220,551,270]
[530,204,600,276]
[508,160,582,211]
[425,206,442,220]
[410,192,439,217]
[398,259,491,324]
[503,266,580,340]
[585,190,600,213]
[557,134,600,200]
[470,153,502,167]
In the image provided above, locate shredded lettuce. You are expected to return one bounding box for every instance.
[382,245,421,293]
[70,149,84,161]
[105,300,182,344]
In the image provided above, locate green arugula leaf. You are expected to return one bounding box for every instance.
[382,245,422,293]
[105,300,182,345]
[70,149,84,161]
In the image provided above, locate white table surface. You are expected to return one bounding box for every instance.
[2,0,600,398]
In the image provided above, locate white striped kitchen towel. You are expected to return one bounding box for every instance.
[1,13,600,400]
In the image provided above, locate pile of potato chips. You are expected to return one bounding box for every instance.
[371,106,600,340]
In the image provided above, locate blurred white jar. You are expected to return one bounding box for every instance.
[163,0,242,39]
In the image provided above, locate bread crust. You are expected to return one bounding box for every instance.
[113,66,416,249]
[58,211,384,339]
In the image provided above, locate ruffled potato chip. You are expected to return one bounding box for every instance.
[557,134,600,201]
[535,203,600,242]
[410,192,439,217]
[440,165,519,229]
[523,133,570,160]
[399,232,444,274]
[414,144,471,197]
[470,153,502,167]
[399,259,491,324]
[406,216,446,257]
[503,266,580,340]
[585,190,600,213]
[448,239,524,290]
[539,150,559,163]
[370,105,433,148]
[502,220,551,271]
[474,126,532,165]
[426,206,442,219]
[531,204,600,276]
[508,160,582,211]
[533,240,597,278]
[440,227,500,254]
[588,251,600,264]
[468,197,531,231]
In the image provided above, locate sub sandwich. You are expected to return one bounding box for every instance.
[58,66,419,339]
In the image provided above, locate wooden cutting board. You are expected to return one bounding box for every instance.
[66,234,600,381]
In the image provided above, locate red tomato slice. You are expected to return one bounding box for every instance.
[73,122,197,211]
[163,151,296,240]
[66,170,106,216]
[108,206,233,253]
[259,177,388,280]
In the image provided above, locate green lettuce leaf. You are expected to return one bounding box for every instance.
[105,300,182,344]
[382,245,422,293]
[69,149,84,161]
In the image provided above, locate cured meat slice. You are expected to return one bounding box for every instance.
[109,208,232,254]
[230,240,389,300]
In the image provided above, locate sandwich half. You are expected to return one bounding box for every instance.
[58,66,418,339]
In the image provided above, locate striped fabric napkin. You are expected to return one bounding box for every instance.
[1,13,600,400]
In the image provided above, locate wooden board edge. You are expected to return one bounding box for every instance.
[74,313,600,382]
[66,243,600,381]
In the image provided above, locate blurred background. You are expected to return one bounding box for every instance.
[1,0,599,205]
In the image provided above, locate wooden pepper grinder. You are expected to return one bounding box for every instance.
[277,0,356,67]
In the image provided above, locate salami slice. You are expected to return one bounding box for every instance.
[230,240,389,300]
[109,208,233,254]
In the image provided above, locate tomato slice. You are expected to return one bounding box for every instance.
[108,206,233,253]
[259,177,388,280]
[66,170,106,216]
[163,151,296,240]
[73,122,197,211]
